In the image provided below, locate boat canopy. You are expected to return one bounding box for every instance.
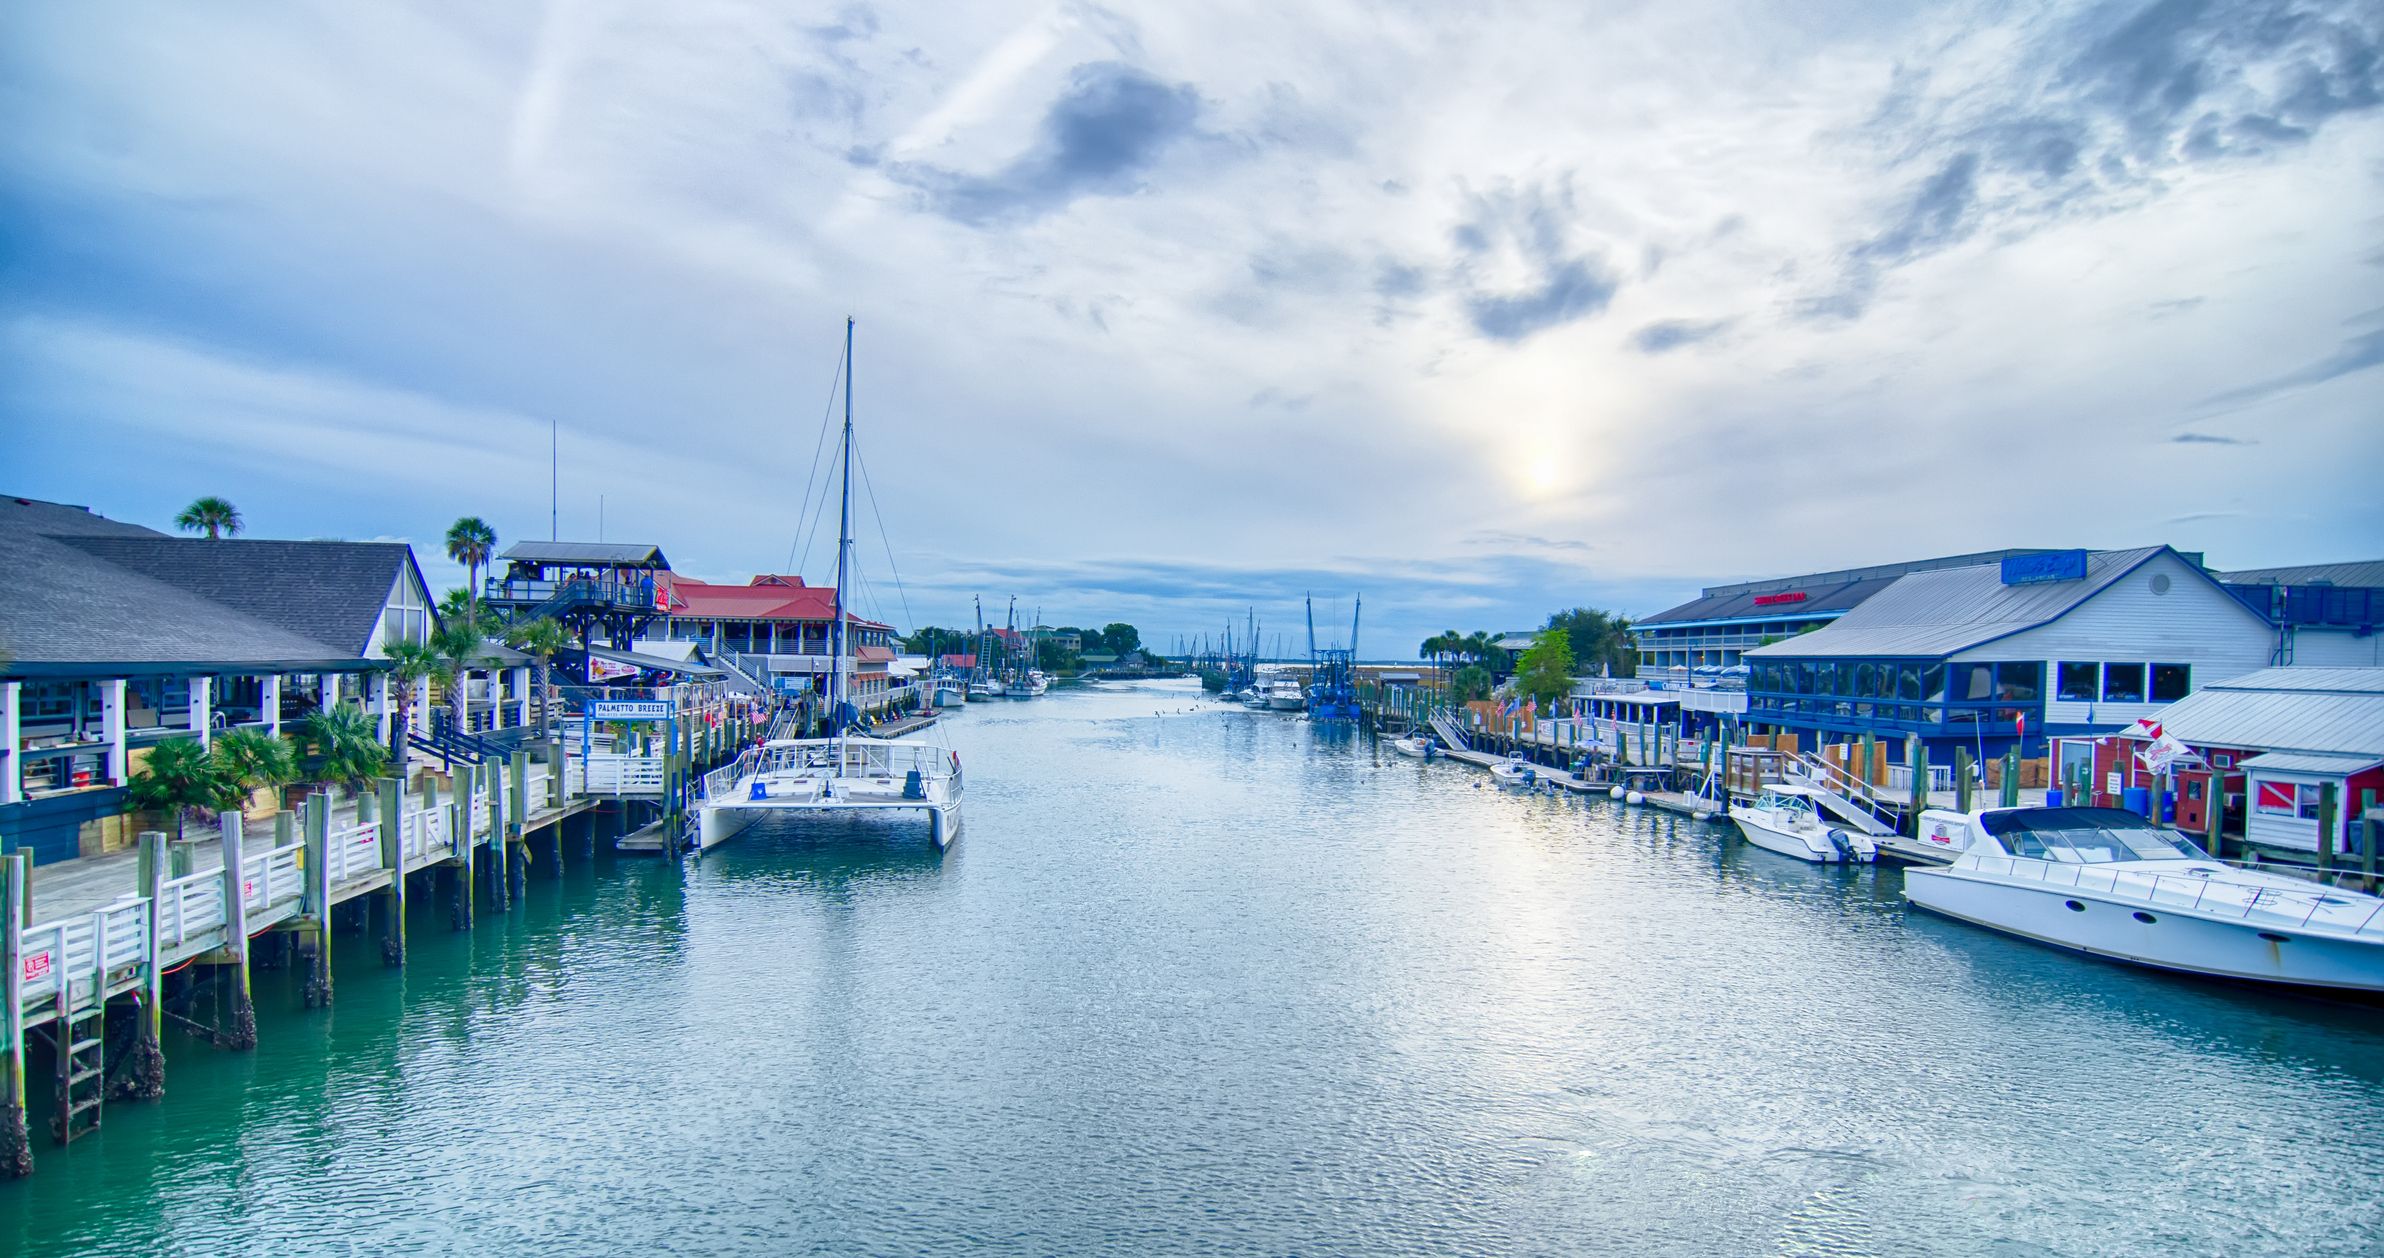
[1977,807,2210,864]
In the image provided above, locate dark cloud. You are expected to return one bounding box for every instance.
[1631,317,1735,355]
[895,62,1200,226]
[1448,181,1621,342]
[1373,260,1426,299]
[2169,431,2255,444]
[1815,0,2383,318]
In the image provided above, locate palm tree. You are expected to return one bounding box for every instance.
[432,618,490,739]
[443,517,498,633]
[211,727,298,816]
[127,737,240,842]
[174,496,244,540]
[299,704,390,796]
[504,617,576,737]
[381,638,449,778]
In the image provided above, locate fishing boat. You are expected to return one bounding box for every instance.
[932,674,968,707]
[1266,678,1306,711]
[970,677,1005,700]
[696,319,964,853]
[1389,735,1433,758]
[1020,669,1051,697]
[1902,805,2384,992]
[1733,785,1877,863]
[1489,756,1536,788]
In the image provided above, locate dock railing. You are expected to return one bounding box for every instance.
[1960,856,2384,936]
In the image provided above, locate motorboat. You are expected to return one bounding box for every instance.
[1266,679,1306,711]
[1388,735,1433,758]
[1020,670,1051,697]
[1732,784,1877,863]
[1489,756,1537,788]
[932,675,968,707]
[969,677,1005,700]
[1902,805,2384,992]
[699,736,962,851]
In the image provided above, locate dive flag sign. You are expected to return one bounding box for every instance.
[2256,781,2298,813]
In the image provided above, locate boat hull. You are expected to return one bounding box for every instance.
[1268,696,1304,711]
[1732,814,1838,863]
[1904,868,2384,992]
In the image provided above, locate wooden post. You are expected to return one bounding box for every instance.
[2361,789,2377,889]
[119,831,169,1100]
[216,812,257,1049]
[508,748,531,898]
[1860,733,1876,788]
[2207,771,2227,861]
[544,740,563,809]
[1717,719,1733,818]
[376,777,406,966]
[487,759,511,912]
[450,766,475,931]
[1954,748,1973,813]
[2001,748,2020,809]
[2316,782,2337,874]
[302,792,332,1007]
[1909,739,1930,837]
[2,851,32,1177]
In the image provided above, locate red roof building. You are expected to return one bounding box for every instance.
[659,573,897,696]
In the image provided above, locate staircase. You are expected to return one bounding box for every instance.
[1781,752,1898,836]
[51,1002,105,1144]
[1428,709,1473,753]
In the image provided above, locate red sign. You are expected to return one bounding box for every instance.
[2256,781,2298,813]
[22,952,51,982]
[1753,591,1808,606]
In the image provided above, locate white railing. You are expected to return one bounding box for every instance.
[1963,856,2384,936]
[471,794,491,835]
[1787,752,1900,828]
[525,767,554,809]
[17,899,150,1013]
[326,819,384,885]
[584,753,667,794]
[156,868,228,953]
[564,756,588,797]
[703,756,744,801]
[402,805,453,864]
[240,841,306,915]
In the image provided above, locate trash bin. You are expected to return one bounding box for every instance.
[2121,786,2152,817]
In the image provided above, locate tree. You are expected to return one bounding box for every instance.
[505,616,576,735]
[380,638,448,778]
[211,727,298,813]
[431,619,489,738]
[174,496,244,540]
[1101,623,1141,656]
[1545,607,1638,678]
[901,626,965,655]
[1514,627,1577,709]
[1450,664,1494,704]
[438,586,496,627]
[443,517,498,633]
[126,737,239,841]
[300,704,389,795]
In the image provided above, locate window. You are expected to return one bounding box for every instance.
[1994,662,2043,701]
[2057,662,2098,702]
[2150,663,2190,703]
[2299,786,2323,822]
[2102,663,2145,703]
[1954,663,1995,701]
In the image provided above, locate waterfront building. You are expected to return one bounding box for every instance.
[482,541,673,651]
[658,573,897,707]
[1631,549,2053,671]
[2210,560,2384,668]
[2053,666,2383,860]
[1741,547,2276,762]
[0,496,454,863]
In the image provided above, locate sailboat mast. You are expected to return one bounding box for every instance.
[832,316,855,719]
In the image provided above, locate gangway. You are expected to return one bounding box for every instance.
[1428,709,1473,753]
[1779,752,1898,836]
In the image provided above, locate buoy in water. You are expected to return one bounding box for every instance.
[1608,786,1625,800]
[1625,790,1646,805]
[1692,810,1715,822]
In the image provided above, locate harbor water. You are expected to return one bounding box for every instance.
[6,680,2381,1255]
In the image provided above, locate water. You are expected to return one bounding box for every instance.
[7,680,2382,1255]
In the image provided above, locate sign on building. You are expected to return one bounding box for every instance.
[588,699,674,721]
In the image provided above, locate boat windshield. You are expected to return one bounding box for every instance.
[1980,807,2211,864]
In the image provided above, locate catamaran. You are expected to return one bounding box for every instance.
[696,319,964,852]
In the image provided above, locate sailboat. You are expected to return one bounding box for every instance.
[697,319,964,852]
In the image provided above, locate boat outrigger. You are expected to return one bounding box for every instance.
[695,319,963,852]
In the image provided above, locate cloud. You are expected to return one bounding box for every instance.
[1631,317,1735,354]
[1447,180,1620,342]
[2168,431,2255,445]
[895,61,1201,225]
[2202,323,2384,406]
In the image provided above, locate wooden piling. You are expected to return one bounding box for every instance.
[216,812,258,1050]
[488,758,511,912]
[2362,790,2377,889]
[1954,748,1973,813]
[3,851,32,1178]
[450,767,475,931]
[2317,781,2337,874]
[376,777,407,966]
[119,833,169,1100]
[302,793,333,1007]
[2000,748,2021,809]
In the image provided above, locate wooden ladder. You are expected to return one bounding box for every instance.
[52,998,106,1144]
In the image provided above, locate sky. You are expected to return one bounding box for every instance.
[3,0,2380,657]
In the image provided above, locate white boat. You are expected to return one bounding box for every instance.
[1389,735,1432,758]
[1266,679,1305,711]
[1020,670,1051,697]
[1733,785,1877,863]
[969,677,1005,700]
[1489,756,1536,788]
[932,676,968,707]
[695,318,964,854]
[1903,805,2384,992]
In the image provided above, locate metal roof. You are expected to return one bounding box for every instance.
[1636,549,2055,627]
[2153,667,2384,758]
[2237,750,2384,775]
[1745,547,2181,660]
[584,645,722,676]
[2216,560,2384,588]
[498,541,671,569]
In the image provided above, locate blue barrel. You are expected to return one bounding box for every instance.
[2121,786,2151,816]
[2044,787,2064,807]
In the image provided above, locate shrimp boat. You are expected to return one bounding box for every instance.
[696,319,963,853]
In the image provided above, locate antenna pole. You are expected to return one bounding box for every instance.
[832,317,855,724]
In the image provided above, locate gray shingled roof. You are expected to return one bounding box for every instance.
[499,541,671,568]
[2154,667,2384,757]
[1746,547,2182,659]
[61,536,416,657]
[0,496,367,675]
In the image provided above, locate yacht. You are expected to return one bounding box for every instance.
[695,319,964,854]
[1266,679,1306,711]
[1732,785,1877,863]
[1903,805,2384,992]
